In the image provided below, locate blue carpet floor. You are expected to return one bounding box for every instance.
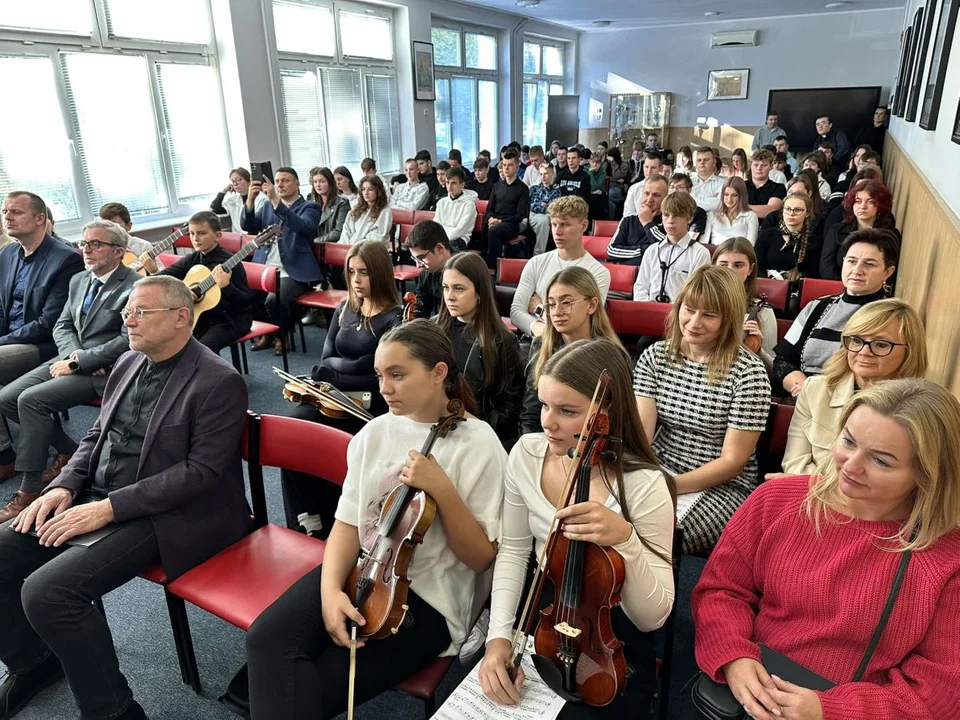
[0,323,707,719]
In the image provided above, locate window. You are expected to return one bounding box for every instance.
[431,24,498,166]
[0,1,229,234]
[274,1,401,180]
[522,39,566,148]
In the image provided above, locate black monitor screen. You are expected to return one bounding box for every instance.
[767,87,881,153]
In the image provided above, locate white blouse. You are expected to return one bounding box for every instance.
[339,207,394,246]
[703,209,759,246]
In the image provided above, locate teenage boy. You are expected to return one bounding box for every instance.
[522,145,545,188]
[746,149,787,220]
[624,151,663,217]
[433,167,477,252]
[390,158,430,211]
[690,147,725,212]
[552,146,568,173]
[510,196,610,337]
[483,150,529,266]
[404,220,457,319]
[556,146,591,202]
[774,135,799,175]
[467,157,495,201]
[415,150,439,196]
[447,149,473,182]
[98,202,162,274]
[529,162,561,255]
[607,174,668,266]
[429,161,450,210]
[668,173,708,240]
[633,191,710,302]
[816,141,841,185]
[752,112,785,150]
[360,157,377,179]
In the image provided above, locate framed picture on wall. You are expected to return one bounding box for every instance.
[952,99,960,144]
[902,12,923,121]
[893,26,913,116]
[920,0,960,130]
[412,41,435,101]
[707,69,749,100]
[907,5,934,121]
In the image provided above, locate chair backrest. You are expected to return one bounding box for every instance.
[600,262,638,297]
[474,211,484,232]
[497,257,528,285]
[173,234,192,250]
[397,224,414,248]
[392,208,415,226]
[219,231,248,255]
[703,243,720,259]
[242,261,279,294]
[414,210,435,224]
[756,277,790,312]
[776,317,792,343]
[593,219,619,237]
[582,236,610,261]
[494,285,515,319]
[607,300,672,337]
[321,242,351,268]
[800,278,844,310]
[158,252,180,269]
[475,200,489,215]
[768,402,795,456]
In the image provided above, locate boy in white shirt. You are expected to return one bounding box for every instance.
[390,158,430,211]
[433,167,477,252]
[633,191,710,302]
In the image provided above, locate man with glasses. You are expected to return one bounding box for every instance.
[0,219,137,521]
[0,191,84,486]
[0,275,250,720]
[404,220,457,319]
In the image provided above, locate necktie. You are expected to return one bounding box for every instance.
[81,278,103,318]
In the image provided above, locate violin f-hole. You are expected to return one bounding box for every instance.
[380,548,394,583]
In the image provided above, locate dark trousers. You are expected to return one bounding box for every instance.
[484,219,523,267]
[252,277,309,339]
[246,565,451,720]
[195,321,246,355]
[0,516,159,719]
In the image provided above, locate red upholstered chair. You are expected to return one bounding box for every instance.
[232,262,286,373]
[768,402,795,456]
[800,278,844,310]
[592,219,619,237]
[607,300,672,338]
[582,235,610,261]
[393,656,456,716]
[392,208,415,226]
[474,211,484,232]
[218,232,250,256]
[397,223,414,247]
[756,278,790,312]
[158,253,181,269]
[165,414,351,693]
[600,262,638,299]
[173,234,192,252]
[414,210,435,223]
[475,200,489,215]
[777,317,792,342]
[703,243,720,259]
[496,258,528,286]
[292,243,351,352]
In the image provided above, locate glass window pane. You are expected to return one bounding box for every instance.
[104,0,210,44]
[434,78,451,162]
[451,77,478,165]
[280,69,327,186]
[543,45,564,76]
[522,81,548,149]
[63,53,168,217]
[550,84,564,95]
[320,67,364,179]
[0,56,80,222]
[274,2,336,56]
[523,42,540,74]
[465,33,496,70]
[339,12,392,61]
[365,74,400,175]
[478,80,497,159]
[157,64,230,205]
[0,0,92,35]
[431,28,460,67]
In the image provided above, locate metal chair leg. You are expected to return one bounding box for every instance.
[240,342,250,375]
[164,591,202,694]
[229,344,243,374]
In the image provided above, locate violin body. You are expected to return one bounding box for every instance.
[282,382,361,419]
[743,295,769,355]
[533,531,627,706]
[743,331,763,354]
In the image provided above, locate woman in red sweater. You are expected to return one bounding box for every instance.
[692,377,960,720]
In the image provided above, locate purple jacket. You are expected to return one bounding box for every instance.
[47,338,252,579]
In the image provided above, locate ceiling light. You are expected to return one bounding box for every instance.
[592,19,612,26]
[516,0,541,7]
[824,2,848,7]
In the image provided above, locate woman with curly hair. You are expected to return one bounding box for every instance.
[820,179,899,280]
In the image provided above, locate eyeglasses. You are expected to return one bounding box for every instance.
[842,335,906,357]
[120,307,183,322]
[79,240,121,250]
[783,207,807,215]
[547,298,590,314]
[411,251,432,267]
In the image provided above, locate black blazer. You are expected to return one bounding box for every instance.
[0,235,84,356]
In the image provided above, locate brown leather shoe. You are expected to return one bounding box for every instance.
[41,454,72,484]
[0,462,14,483]
[0,491,41,524]
[251,336,274,351]
[273,338,289,356]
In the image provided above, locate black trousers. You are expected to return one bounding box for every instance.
[253,278,310,338]
[195,321,247,355]
[246,564,451,720]
[0,516,159,720]
[484,219,523,267]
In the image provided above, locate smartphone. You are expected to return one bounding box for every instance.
[250,161,273,183]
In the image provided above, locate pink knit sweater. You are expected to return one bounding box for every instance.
[691,476,960,720]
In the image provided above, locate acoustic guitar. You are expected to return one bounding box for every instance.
[186,225,281,330]
[123,223,188,276]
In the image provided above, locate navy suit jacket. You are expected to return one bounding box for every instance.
[47,338,252,580]
[0,236,84,355]
[241,195,323,284]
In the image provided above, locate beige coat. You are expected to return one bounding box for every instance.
[781,373,855,475]
[0,231,11,250]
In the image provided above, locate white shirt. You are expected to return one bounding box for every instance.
[339,207,394,246]
[633,233,711,302]
[522,164,542,188]
[335,413,506,655]
[390,181,430,211]
[702,209,759,246]
[488,434,675,642]
[769,169,787,186]
[509,249,611,335]
[221,191,268,233]
[816,174,832,200]
[623,179,646,218]
[690,174,726,213]
[434,189,478,244]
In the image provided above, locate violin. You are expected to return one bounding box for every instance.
[273,368,373,424]
[743,295,770,355]
[345,399,467,638]
[403,291,419,322]
[510,372,627,707]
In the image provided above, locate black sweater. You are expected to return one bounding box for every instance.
[754,227,821,279]
[556,167,591,202]
[159,246,252,335]
[467,177,494,201]
[414,269,443,319]
[315,301,402,390]
[487,178,530,226]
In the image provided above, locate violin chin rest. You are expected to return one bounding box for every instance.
[532,654,582,704]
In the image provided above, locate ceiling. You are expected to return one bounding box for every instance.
[455,0,906,31]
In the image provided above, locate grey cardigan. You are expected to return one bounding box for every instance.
[316,195,350,243]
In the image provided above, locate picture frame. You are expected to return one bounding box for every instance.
[412,40,435,101]
[920,0,960,130]
[707,69,749,101]
[952,99,960,145]
[906,0,936,121]
[894,25,913,116]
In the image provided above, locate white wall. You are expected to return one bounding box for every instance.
[888,0,960,217]
[577,9,902,129]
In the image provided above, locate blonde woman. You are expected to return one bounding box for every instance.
[774,299,927,477]
[694,378,960,720]
[634,265,771,553]
[520,267,625,434]
[702,177,759,246]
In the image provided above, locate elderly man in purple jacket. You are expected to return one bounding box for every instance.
[0,275,250,720]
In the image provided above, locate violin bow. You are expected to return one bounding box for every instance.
[272,367,373,424]
[347,624,358,720]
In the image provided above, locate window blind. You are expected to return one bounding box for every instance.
[434,78,452,161]
[279,68,328,186]
[339,12,392,61]
[320,67,364,178]
[451,77,478,163]
[364,73,401,175]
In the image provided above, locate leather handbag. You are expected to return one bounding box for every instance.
[689,543,913,720]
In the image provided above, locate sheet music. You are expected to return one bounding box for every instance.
[675,491,704,522]
[434,638,566,720]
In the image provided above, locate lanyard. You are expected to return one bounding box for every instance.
[656,240,692,303]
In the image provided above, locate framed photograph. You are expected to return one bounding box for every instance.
[907,0,937,121]
[412,41,435,101]
[920,0,960,130]
[894,25,913,116]
[902,11,923,122]
[952,99,960,145]
[707,69,749,101]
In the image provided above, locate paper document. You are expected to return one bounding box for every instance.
[434,638,566,720]
[675,491,704,522]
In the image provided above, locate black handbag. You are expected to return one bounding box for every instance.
[689,543,913,720]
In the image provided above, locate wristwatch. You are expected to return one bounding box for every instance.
[68,360,80,372]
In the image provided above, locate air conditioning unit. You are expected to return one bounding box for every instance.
[710,30,758,48]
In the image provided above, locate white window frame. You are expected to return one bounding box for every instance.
[522,36,567,148]
[0,0,228,236]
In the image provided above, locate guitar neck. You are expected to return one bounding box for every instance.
[194,239,260,295]
[150,228,186,258]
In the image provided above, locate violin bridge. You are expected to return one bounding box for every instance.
[554,622,581,639]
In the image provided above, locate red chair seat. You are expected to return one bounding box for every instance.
[86,397,102,408]
[506,236,525,246]
[167,525,326,632]
[139,563,168,585]
[394,656,455,699]
[393,266,420,282]
[583,236,610,260]
[295,289,348,310]
[237,320,280,343]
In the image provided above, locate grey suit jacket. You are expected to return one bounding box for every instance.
[52,265,138,393]
[47,338,252,579]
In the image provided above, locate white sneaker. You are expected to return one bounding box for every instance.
[459,608,490,662]
[301,313,314,326]
[297,512,323,537]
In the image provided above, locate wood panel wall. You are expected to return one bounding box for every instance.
[883,135,960,397]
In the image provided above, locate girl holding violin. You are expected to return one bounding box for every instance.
[479,338,676,717]
[247,320,507,719]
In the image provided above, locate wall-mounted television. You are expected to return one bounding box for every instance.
[767,87,882,153]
